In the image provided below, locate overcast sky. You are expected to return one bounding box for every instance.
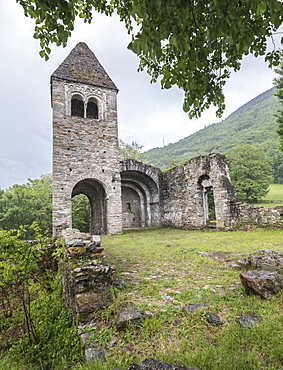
[0,0,278,189]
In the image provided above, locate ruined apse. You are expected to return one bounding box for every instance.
[51,43,282,236]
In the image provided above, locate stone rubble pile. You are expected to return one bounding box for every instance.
[61,229,118,358]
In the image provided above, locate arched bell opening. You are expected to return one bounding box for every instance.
[86,97,99,119]
[72,178,107,235]
[71,94,84,117]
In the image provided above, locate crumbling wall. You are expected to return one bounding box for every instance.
[160,154,236,229]
[159,153,282,229]
[228,200,282,228]
[61,229,116,323]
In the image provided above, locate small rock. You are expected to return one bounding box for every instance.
[127,358,199,369]
[173,305,181,310]
[205,312,223,326]
[236,312,263,328]
[184,303,209,313]
[80,332,93,347]
[85,347,105,362]
[116,309,143,330]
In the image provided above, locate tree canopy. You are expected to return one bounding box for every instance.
[119,139,145,161]
[225,144,273,203]
[0,175,52,238]
[16,0,283,118]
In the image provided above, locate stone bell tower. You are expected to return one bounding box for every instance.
[51,42,123,236]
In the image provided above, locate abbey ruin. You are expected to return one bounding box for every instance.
[51,42,282,236]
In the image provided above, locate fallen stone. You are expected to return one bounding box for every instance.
[184,303,209,313]
[85,347,105,362]
[126,358,199,370]
[116,309,143,330]
[235,312,263,328]
[205,312,223,326]
[240,270,283,299]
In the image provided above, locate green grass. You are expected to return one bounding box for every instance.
[2,228,283,369]
[72,228,283,370]
[255,184,283,207]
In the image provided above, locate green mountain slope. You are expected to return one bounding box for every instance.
[145,87,280,169]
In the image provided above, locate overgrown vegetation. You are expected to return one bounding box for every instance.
[0,175,52,238]
[0,227,81,369]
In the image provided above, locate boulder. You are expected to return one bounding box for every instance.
[238,249,283,273]
[240,270,283,299]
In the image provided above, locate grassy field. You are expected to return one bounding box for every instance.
[256,184,283,207]
[73,228,283,370]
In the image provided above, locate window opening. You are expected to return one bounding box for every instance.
[87,101,98,119]
[206,186,216,224]
[71,97,84,117]
[126,202,131,212]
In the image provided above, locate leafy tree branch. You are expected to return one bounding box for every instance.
[16,0,283,118]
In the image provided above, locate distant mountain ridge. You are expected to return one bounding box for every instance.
[144,87,280,169]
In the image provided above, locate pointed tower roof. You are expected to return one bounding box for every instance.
[51,42,118,91]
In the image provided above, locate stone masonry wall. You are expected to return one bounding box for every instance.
[160,153,236,229]
[52,78,123,236]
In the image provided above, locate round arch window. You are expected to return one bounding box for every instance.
[87,98,98,119]
[71,95,84,117]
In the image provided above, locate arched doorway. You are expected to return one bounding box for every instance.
[72,179,107,234]
[198,174,216,226]
[72,193,90,233]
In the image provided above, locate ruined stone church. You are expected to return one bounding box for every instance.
[51,42,281,236]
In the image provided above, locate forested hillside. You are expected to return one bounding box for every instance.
[144,87,280,169]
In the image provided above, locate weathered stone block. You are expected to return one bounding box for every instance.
[240,270,283,299]
[75,291,111,313]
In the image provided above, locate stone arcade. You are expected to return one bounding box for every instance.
[51,42,282,236]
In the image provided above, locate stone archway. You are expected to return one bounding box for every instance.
[72,179,107,235]
[197,174,216,226]
[120,160,161,229]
